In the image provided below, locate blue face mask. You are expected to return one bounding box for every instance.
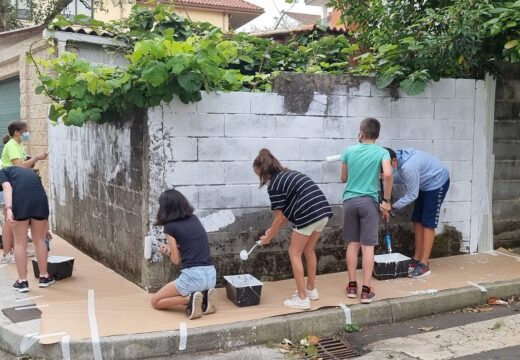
[21,132,30,142]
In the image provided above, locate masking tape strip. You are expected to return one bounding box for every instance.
[467,281,487,292]
[61,335,71,360]
[20,332,39,354]
[20,332,67,354]
[338,303,352,324]
[179,322,187,351]
[493,250,520,261]
[15,304,49,310]
[15,295,44,303]
[88,289,103,360]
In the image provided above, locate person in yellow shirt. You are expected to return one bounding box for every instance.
[0,121,47,264]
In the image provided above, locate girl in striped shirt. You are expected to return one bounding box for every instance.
[253,149,332,310]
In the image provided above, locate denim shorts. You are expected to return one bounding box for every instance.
[175,265,217,297]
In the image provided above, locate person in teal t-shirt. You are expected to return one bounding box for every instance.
[340,117,393,304]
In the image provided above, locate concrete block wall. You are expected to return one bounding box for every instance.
[49,113,147,285]
[493,64,520,249]
[19,47,53,191]
[146,74,489,286]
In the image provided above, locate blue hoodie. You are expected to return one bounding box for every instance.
[392,148,449,210]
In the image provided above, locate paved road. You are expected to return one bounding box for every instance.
[348,300,520,359]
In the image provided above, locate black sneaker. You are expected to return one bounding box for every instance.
[12,280,29,293]
[38,275,55,288]
[202,288,217,315]
[186,292,203,320]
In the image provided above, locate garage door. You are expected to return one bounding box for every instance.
[0,77,21,153]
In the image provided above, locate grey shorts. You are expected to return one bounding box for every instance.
[343,196,380,246]
[175,265,217,297]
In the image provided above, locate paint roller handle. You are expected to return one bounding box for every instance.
[385,221,392,254]
[326,154,341,162]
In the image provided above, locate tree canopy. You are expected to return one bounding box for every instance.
[327,0,520,93]
[0,0,133,32]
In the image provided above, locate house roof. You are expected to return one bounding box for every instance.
[173,0,263,13]
[51,24,114,37]
[254,24,348,41]
[0,24,45,39]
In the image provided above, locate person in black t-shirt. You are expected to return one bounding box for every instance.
[150,189,217,320]
[253,149,332,311]
[0,166,55,293]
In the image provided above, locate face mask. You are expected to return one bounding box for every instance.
[21,132,30,142]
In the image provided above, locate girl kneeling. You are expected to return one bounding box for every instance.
[151,189,217,320]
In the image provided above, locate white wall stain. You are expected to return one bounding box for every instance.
[199,209,236,233]
[48,121,132,220]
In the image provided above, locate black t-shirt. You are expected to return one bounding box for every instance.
[268,170,332,229]
[163,215,213,270]
[0,166,49,220]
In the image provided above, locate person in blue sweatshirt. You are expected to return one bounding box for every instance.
[385,148,450,278]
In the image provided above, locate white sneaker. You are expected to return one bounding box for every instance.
[0,251,15,264]
[284,296,311,310]
[306,288,319,301]
[293,288,319,301]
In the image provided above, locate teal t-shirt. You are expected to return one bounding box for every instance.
[341,143,390,202]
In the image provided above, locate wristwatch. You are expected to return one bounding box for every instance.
[382,198,391,203]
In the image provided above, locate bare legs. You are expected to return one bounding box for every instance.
[346,242,374,287]
[1,210,13,257]
[288,230,321,299]
[150,282,189,309]
[413,221,435,264]
[12,219,49,280]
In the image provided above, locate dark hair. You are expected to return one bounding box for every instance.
[3,121,27,144]
[253,148,286,187]
[155,189,194,226]
[384,147,397,161]
[360,118,381,140]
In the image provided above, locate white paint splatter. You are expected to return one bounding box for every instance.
[409,289,438,295]
[199,210,236,232]
[374,253,411,263]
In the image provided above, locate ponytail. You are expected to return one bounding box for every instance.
[3,134,10,144]
[253,148,286,187]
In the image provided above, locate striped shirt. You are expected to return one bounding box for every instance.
[267,170,332,229]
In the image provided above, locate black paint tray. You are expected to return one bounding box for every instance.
[224,274,263,307]
[373,253,411,280]
[32,255,75,280]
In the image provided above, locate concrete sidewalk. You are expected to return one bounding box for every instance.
[1,262,519,360]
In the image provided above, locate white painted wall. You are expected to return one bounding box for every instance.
[147,77,496,254]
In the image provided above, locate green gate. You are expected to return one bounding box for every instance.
[0,77,21,153]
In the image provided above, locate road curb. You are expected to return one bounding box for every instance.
[1,279,519,359]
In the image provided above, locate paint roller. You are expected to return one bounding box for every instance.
[239,240,262,261]
[144,235,153,260]
[326,154,341,162]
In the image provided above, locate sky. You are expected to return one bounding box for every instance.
[238,0,324,32]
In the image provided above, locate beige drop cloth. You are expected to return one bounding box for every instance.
[4,236,520,345]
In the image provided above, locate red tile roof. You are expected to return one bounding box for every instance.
[174,0,263,13]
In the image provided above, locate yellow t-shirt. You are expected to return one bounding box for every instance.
[1,139,26,168]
